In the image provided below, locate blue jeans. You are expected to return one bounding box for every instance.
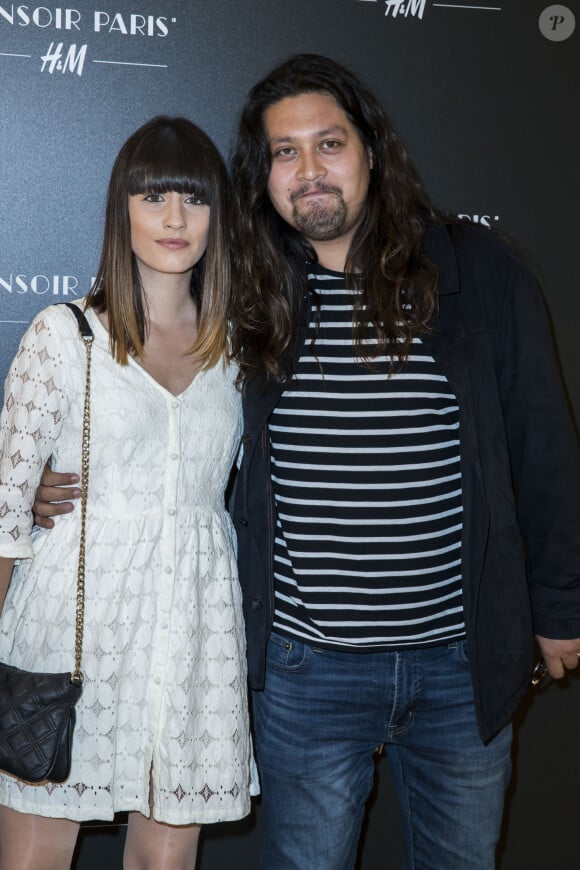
[252,632,512,870]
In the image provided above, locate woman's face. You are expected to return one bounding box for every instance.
[128,190,210,284]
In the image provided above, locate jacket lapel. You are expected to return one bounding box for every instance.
[422,223,489,623]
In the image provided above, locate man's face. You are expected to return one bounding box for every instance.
[264,92,372,260]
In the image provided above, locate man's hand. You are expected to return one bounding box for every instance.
[536,635,580,679]
[33,466,81,529]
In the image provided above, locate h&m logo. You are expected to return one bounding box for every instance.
[384,0,427,18]
[40,40,86,74]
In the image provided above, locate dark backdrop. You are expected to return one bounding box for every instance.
[1,2,578,867]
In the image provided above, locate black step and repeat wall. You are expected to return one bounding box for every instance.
[1,2,578,868]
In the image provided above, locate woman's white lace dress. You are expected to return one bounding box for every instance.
[0,302,257,823]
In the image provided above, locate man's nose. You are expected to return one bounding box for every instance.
[296,149,325,182]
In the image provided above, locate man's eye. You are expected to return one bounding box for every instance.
[272,147,295,159]
[322,140,341,150]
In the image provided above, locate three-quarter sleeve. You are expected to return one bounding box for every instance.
[0,309,70,558]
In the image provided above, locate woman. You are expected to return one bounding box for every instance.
[0,116,256,869]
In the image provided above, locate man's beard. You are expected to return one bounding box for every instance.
[290,185,354,242]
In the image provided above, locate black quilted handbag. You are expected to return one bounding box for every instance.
[0,666,82,782]
[0,304,93,783]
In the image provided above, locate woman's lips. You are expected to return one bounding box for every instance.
[156,239,189,250]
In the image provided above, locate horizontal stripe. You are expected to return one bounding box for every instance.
[277,507,462,525]
[282,390,455,401]
[271,440,460,454]
[270,423,458,435]
[276,542,461,560]
[270,410,459,423]
[280,524,463,544]
[272,473,461,490]
[274,574,462,595]
[275,590,462,613]
[296,354,444,363]
[277,490,461,522]
[272,456,460,473]
[285,560,462,578]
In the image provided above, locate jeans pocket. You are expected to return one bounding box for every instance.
[266,632,309,672]
[450,638,470,669]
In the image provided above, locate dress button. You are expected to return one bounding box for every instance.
[170,453,178,460]
[241,434,251,446]
[171,400,179,409]
[251,598,263,610]
[168,508,176,516]
[154,677,161,685]
[165,566,172,574]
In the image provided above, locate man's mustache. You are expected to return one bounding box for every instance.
[290,183,342,203]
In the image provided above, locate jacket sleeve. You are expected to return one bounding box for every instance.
[495,251,580,638]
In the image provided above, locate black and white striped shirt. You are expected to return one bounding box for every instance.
[269,265,465,650]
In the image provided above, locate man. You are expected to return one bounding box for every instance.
[36,55,580,869]
[228,53,580,869]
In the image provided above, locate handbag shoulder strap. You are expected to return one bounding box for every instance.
[62,302,93,340]
[60,302,94,685]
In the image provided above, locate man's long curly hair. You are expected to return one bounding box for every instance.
[230,53,440,384]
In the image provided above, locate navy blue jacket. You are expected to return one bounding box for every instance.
[233,221,580,742]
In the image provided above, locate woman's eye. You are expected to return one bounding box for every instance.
[144,193,163,202]
[186,194,205,206]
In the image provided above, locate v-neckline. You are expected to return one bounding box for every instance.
[126,355,203,398]
[86,307,204,399]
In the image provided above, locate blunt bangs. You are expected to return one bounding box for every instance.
[125,121,221,205]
